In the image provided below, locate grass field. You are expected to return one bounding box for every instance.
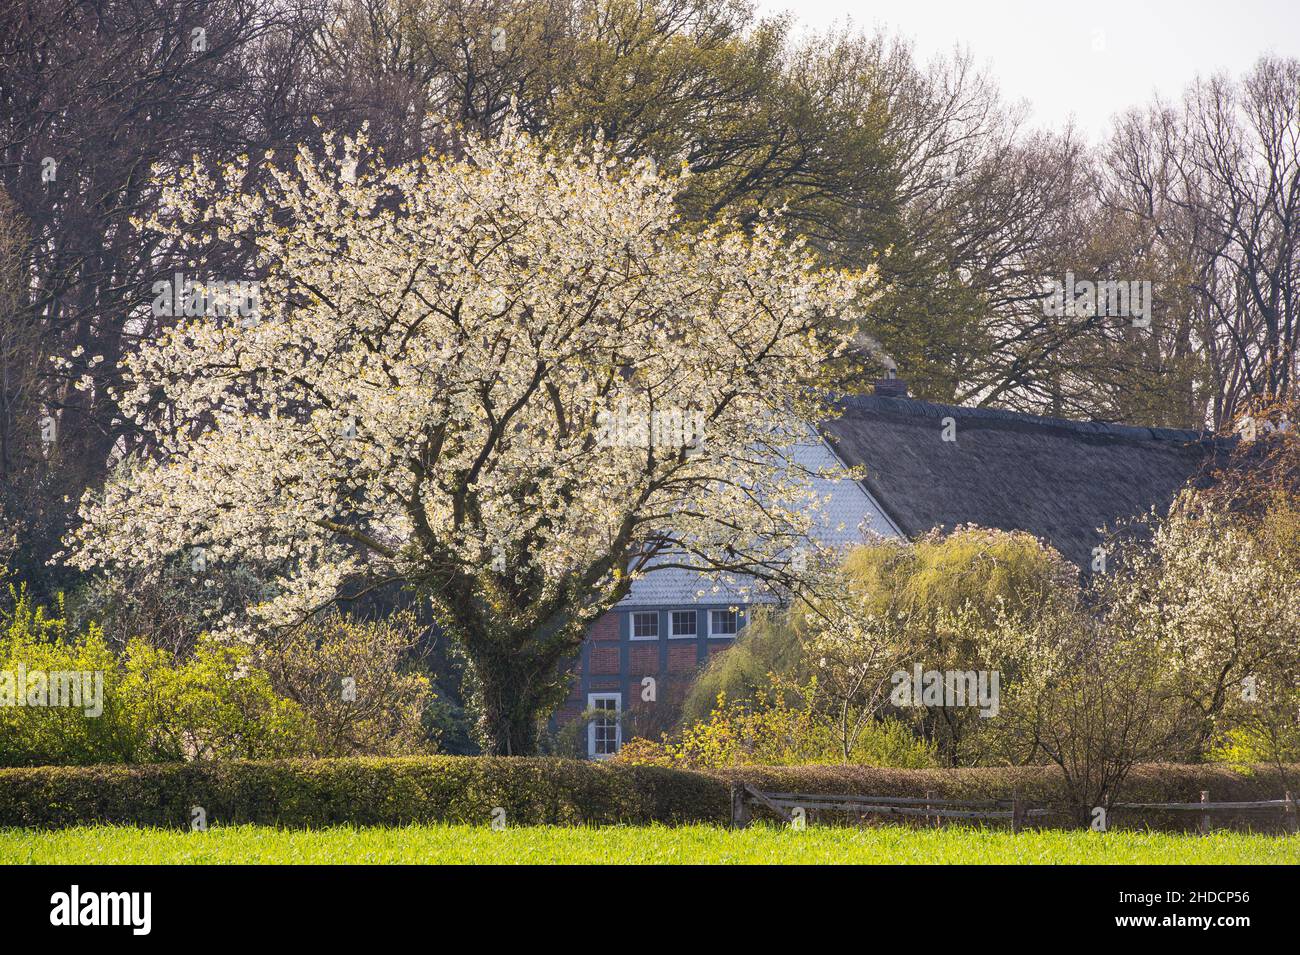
[1,823,1296,864]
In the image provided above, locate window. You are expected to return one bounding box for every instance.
[670,610,697,639]
[587,693,621,758]
[709,609,741,637]
[631,612,659,640]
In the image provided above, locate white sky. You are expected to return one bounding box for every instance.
[753,0,1300,141]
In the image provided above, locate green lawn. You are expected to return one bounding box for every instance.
[1,823,1296,864]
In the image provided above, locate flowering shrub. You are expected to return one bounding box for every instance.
[615,686,935,770]
[0,585,312,766]
[0,583,438,766]
[1101,493,1300,760]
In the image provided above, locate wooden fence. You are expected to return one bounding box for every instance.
[1113,790,1299,834]
[730,783,1299,833]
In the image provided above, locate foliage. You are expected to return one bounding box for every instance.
[537,707,594,760]
[1209,723,1300,767]
[615,686,936,770]
[679,608,806,725]
[258,611,438,758]
[0,585,314,766]
[978,602,1195,823]
[1175,431,1300,782]
[68,559,273,656]
[7,0,1300,617]
[1206,396,1300,515]
[673,508,1297,814]
[1103,494,1300,759]
[0,587,124,766]
[850,525,1078,620]
[793,527,1076,765]
[966,493,1300,818]
[118,638,314,763]
[0,191,45,581]
[0,756,726,830]
[0,584,445,766]
[0,0,319,599]
[677,528,1079,767]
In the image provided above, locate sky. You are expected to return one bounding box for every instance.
[753,0,1300,141]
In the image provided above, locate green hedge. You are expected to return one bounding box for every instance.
[0,757,728,829]
[0,757,1294,831]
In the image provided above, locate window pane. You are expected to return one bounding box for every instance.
[633,612,659,638]
[671,611,696,636]
[711,610,739,635]
[590,694,621,756]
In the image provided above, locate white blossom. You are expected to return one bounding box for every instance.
[67,122,880,648]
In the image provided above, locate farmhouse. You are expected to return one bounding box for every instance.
[562,381,1222,757]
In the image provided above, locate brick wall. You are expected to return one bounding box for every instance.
[668,643,698,673]
[589,611,618,642]
[589,643,619,675]
[629,644,659,674]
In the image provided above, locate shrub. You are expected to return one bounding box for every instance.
[0,756,727,829]
[679,527,1077,766]
[257,611,437,757]
[1,585,447,766]
[120,639,315,762]
[616,686,937,770]
[1209,725,1300,766]
[979,603,1195,824]
[804,527,1076,766]
[680,609,805,726]
[1104,494,1300,761]
[0,585,314,765]
[0,588,126,766]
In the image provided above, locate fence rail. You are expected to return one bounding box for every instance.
[730,783,1299,833]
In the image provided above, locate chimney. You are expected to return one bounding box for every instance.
[873,377,909,398]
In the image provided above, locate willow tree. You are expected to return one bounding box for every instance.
[66,123,877,754]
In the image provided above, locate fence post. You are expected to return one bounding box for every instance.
[1286,791,1297,834]
[925,791,936,829]
[1012,793,1025,834]
[1199,790,1211,835]
[730,783,751,830]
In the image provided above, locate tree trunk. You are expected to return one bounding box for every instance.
[480,696,542,756]
[472,648,563,757]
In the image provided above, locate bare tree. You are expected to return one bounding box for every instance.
[1097,58,1300,429]
[0,0,329,591]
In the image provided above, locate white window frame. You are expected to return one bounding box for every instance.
[669,610,697,639]
[708,608,742,638]
[587,692,622,759]
[630,611,660,641]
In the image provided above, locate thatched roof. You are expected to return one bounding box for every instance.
[820,394,1227,568]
